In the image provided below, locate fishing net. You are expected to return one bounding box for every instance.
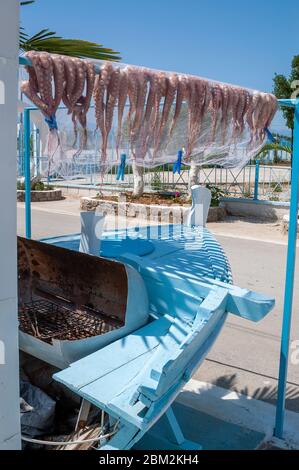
[19,55,278,179]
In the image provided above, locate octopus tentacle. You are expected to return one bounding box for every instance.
[20,80,48,114]
[127,67,140,147]
[186,78,210,157]
[138,70,157,160]
[84,61,96,113]
[93,62,114,163]
[39,52,54,115]
[230,87,241,142]
[169,75,187,137]
[116,68,129,156]
[154,73,178,156]
[264,94,278,131]
[210,83,223,142]
[131,69,148,144]
[71,58,86,109]
[75,60,95,149]
[51,54,65,112]
[252,93,266,143]
[62,56,77,112]
[220,85,231,145]
[148,72,167,157]
[102,67,121,158]
[25,51,52,117]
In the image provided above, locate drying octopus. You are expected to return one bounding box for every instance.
[21,51,278,171]
[185,77,211,159]
[61,56,95,150]
[21,51,95,160]
[21,51,63,172]
[246,91,277,145]
[93,61,114,163]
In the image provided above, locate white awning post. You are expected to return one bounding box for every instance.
[186,185,212,227]
[79,211,105,256]
[0,0,21,450]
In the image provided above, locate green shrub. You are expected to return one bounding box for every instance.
[17,180,51,191]
[206,184,227,207]
[150,171,164,191]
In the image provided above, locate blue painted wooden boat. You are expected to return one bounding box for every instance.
[19,223,274,449]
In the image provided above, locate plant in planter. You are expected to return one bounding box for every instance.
[150,170,164,192]
[206,184,227,207]
[17,180,51,191]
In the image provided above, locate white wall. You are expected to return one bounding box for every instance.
[0,0,21,449]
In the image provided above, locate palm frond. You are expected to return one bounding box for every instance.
[19,27,28,42]
[25,29,57,42]
[20,29,121,61]
[257,142,292,156]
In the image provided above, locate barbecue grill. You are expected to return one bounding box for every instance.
[18,236,149,368]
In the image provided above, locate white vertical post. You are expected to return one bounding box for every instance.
[186,185,211,227]
[79,211,105,255]
[0,0,21,449]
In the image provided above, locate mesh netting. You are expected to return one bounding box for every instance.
[20,56,278,179]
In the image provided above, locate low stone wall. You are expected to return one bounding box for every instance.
[80,197,226,223]
[221,198,290,221]
[17,189,63,202]
[281,214,299,236]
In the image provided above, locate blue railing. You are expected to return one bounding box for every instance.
[17,150,292,202]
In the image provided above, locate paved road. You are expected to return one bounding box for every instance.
[17,201,299,412]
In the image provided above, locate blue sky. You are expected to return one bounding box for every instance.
[21,0,299,133]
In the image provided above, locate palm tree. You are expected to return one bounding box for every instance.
[20,1,120,61]
[256,142,292,165]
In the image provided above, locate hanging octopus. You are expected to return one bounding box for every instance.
[255,93,278,143]
[239,90,253,136]
[169,74,188,137]
[93,61,114,163]
[61,56,95,150]
[116,67,129,156]
[263,94,278,132]
[251,92,268,144]
[151,72,167,151]
[21,52,96,175]
[131,68,149,148]
[219,84,232,145]
[104,67,121,158]
[21,51,61,175]
[21,51,53,118]
[73,60,95,150]
[153,73,178,157]
[137,70,157,160]
[210,83,223,143]
[21,52,278,171]
[185,77,210,158]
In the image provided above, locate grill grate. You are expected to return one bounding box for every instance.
[19,299,119,343]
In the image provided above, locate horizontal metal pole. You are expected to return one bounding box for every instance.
[19,55,102,74]
[17,58,299,110]
[278,98,299,108]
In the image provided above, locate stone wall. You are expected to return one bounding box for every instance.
[221,198,290,221]
[80,197,226,223]
[17,189,63,202]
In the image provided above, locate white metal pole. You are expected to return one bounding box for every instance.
[0,0,21,449]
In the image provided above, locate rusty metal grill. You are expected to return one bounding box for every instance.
[19,299,120,343]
